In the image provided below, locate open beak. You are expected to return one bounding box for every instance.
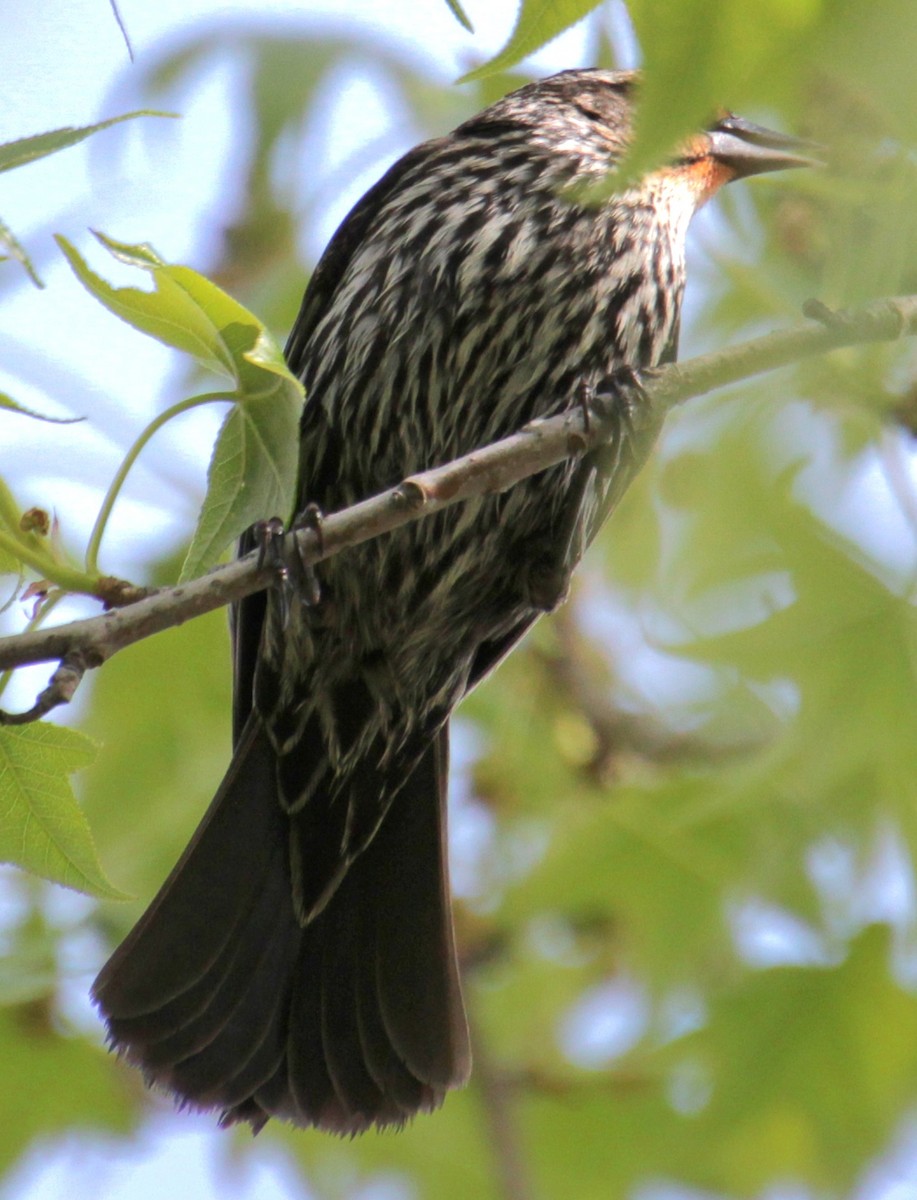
[708,115,823,178]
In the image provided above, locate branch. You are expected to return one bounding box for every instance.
[1,294,915,721]
[471,1016,537,1200]
[534,603,768,778]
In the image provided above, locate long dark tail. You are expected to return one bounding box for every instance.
[92,720,470,1133]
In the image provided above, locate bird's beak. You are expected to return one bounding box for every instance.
[708,116,823,178]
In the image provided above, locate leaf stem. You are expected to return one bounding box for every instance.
[0,527,94,593]
[85,390,234,573]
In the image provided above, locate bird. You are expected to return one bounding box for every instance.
[92,68,814,1134]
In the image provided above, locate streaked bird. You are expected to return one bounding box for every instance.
[93,68,814,1133]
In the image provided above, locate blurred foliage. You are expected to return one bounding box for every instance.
[0,110,172,287]
[2,0,917,1198]
[0,1004,135,1174]
[462,0,600,82]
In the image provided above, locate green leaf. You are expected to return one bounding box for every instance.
[80,574,231,930]
[460,0,600,80]
[0,392,82,424]
[56,232,303,579]
[0,550,20,578]
[0,724,127,899]
[0,111,174,174]
[0,476,27,537]
[0,217,43,287]
[0,477,97,594]
[0,113,172,289]
[57,233,240,373]
[626,0,815,176]
[180,392,293,581]
[0,477,45,576]
[674,925,917,1193]
[442,0,474,32]
[0,478,23,577]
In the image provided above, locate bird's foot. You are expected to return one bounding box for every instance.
[290,503,325,607]
[253,505,324,622]
[583,366,650,428]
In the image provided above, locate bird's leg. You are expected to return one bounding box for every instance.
[253,506,324,624]
[574,378,597,435]
[254,516,294,627]
[288,503,324,607]
[521,368,654,613]
[585,366,652,436]
[254,517,287,575]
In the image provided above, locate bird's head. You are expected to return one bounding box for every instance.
[500,69,820,206]
[672,112,822,205]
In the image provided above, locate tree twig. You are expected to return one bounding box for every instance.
[535,603,768,779]
[1,294,915,722]
[472,1017,537,1200]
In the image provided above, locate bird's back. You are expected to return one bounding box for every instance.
[261,69,683,733]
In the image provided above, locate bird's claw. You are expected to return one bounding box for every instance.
[254,517,289,578]
[289,504,324,607]
[253,507,324,621]
[579,367,652,436]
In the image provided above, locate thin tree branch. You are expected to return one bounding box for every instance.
[1,294,915,722]
[472,1017,538,1200]
[535,603,768,778]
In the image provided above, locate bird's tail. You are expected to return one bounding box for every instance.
[92,719,470,1133]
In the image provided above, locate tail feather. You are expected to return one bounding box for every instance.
[372,732,469,1088]
[166,914,298,1105]
[104,830,289,1060]
[319,897,391,1121]
[93,721,282,1017]
[356,962,429,1115]
[93,716,470,1132]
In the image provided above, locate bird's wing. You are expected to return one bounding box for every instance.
[231,141,448,739]
[463,279,681,701]
[284,140,439,380]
